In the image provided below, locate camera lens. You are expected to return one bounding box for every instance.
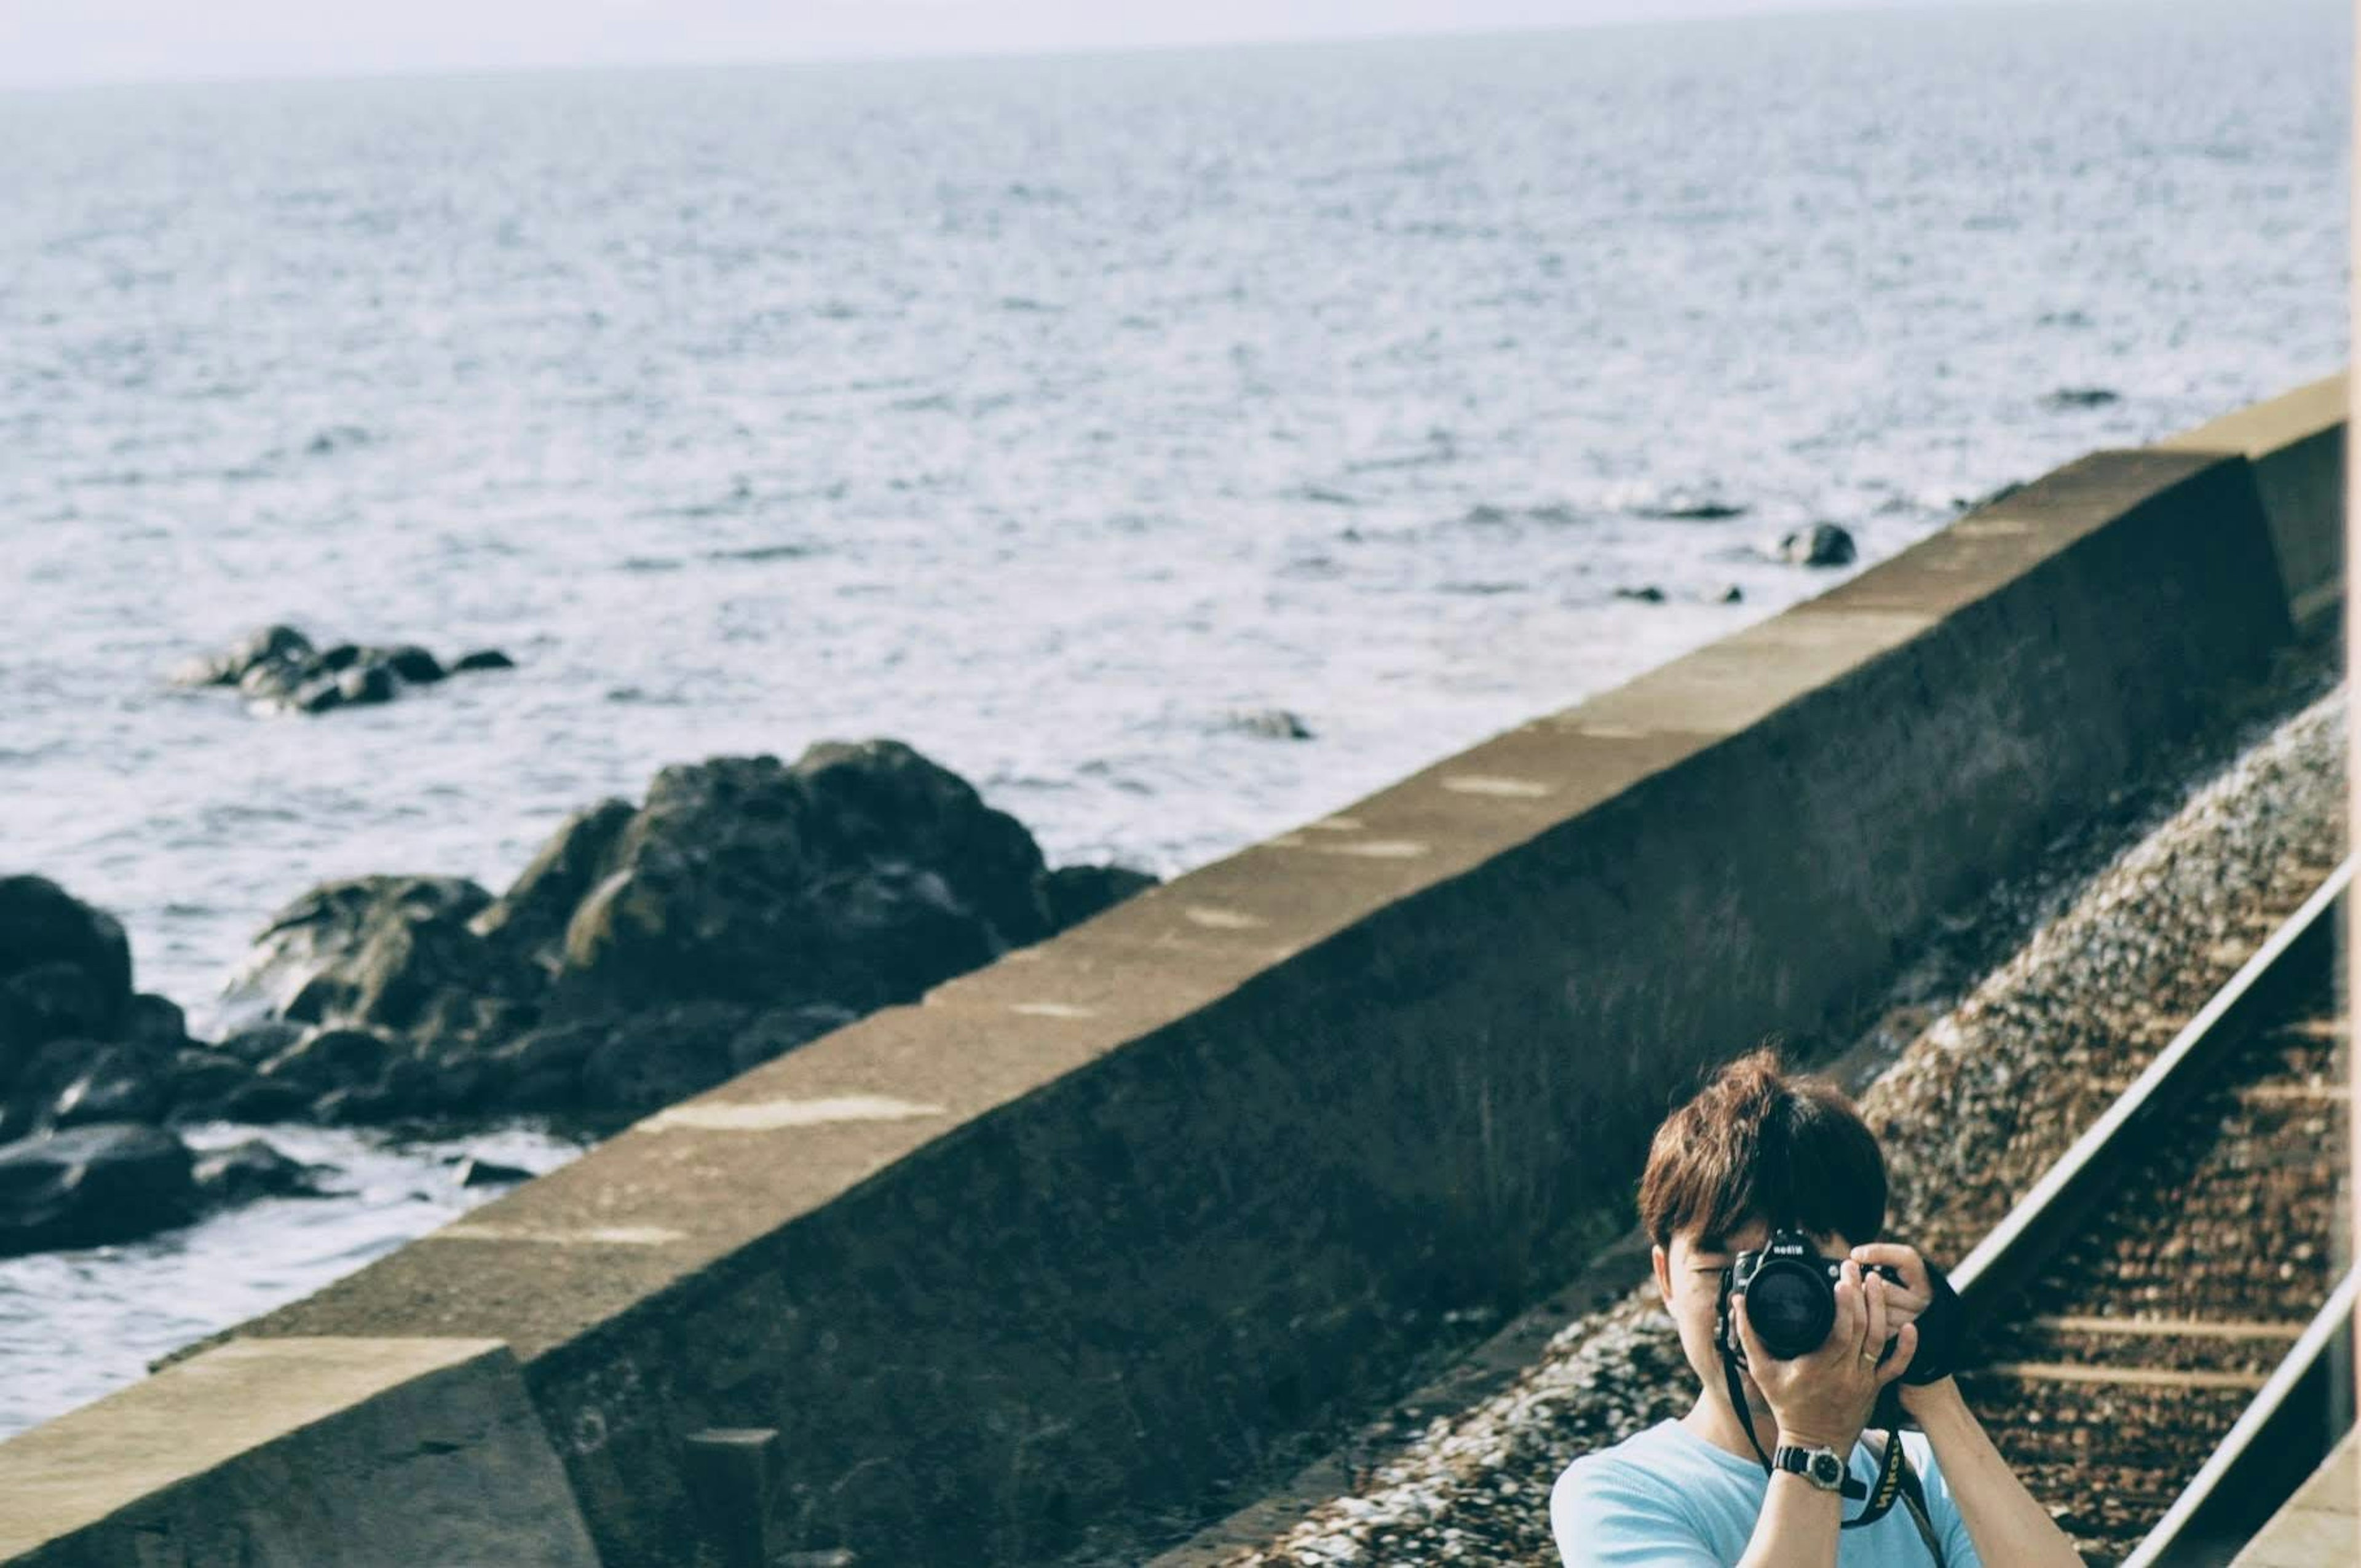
[1744,1259,1835,1359]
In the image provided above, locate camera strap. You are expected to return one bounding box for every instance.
[1720,1351,1908,1529]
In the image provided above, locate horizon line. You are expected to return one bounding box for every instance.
[0,0,2087,98]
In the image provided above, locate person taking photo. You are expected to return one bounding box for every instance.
[1548,1050,2085,1567]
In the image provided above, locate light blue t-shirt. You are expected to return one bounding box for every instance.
[1549,1419,1982,1567]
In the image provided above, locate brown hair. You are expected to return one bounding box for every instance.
[1637,1047,1887,1249]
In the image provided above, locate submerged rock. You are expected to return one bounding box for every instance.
[1232,709,1315,741]
[453,1155,532,1189]
[1776,522,1857,568]
[193,1138,328,1205]
[0,1123,199,1257]
[171,625,518,716]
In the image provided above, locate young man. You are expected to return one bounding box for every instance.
[1548,1050,2084,1567]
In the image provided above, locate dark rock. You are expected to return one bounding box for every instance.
[1713,584,1746,604]
[453,649,518,673]
[726,1003,859,1074]
[214,740,1080,1121]
[552,745,1046,1015]
[51,1045,170,1128]
[224,876,521,1034]
[0,876,134,1045]
[258,1028,394,1095]
[1614,585,1667,603]
[1776,522,1857,568]
[472,799,636,975]
[1037,865,1159,935]
[0,1123,199,1256]
[383,646,446,684]
[1230,710,1313,742]
[218,1020,305,1065]
[336,663,397,707]
[0,960,117,1048]
[1,1035,131,1138]
[170,624,312,688]
[1635,498,1747,521]
[793,740,1051,946]
[2043,387,2120,410]
[293,675,346,715]
[119,992,189,1052]
[194,1138,326,1205]
[177,630,506,716]
[162,1048,259,1121]
[212,1078,313,1123]
[453,1155,534,1189]
[577,1000,749,1113]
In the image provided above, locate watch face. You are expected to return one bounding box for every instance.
[1809,1453,1845,1488]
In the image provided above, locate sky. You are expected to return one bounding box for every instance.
[0,0,2032,90]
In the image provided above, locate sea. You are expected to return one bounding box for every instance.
[0,0,2347,1435]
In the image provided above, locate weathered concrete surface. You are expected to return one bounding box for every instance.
[2159,371,2345,631]
[0,1338,599,1567]
[188,437,2318,1567]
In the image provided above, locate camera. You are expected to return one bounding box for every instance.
[1713,1230,1960,1385]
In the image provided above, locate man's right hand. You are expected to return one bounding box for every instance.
[1735,1259,1919,1453]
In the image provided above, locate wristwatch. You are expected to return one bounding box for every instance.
[1771,1442,1848,1493]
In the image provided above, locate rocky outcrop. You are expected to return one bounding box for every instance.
[212,739,1157,1126]
[0,740,1154,1253]
[0,1123,199,1256]
[0,1122,330,1257]
[0,874,225,1141]
[171,624,515,715]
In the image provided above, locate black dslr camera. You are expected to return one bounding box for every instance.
[1714,1230,1960,1385]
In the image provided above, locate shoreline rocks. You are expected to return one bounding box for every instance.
[170,624,516,716]
[212,739,1158,1129]
[2,738,1160,1254]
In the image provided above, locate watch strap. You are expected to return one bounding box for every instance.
[1772,1442,1849,1493]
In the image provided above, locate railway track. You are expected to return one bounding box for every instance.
[1947,859,2353,1566]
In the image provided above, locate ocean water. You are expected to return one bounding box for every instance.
[0,0,2347,1434]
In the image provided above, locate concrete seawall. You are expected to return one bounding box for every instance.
[0,376,2342,1567]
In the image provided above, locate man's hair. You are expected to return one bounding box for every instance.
[1637,1047,1887,1249]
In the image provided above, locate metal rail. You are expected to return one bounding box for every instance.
[2120,1265,2358,1568]
[1950,857,2352,1305]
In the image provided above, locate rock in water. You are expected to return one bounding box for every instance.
[453,1155,533,1189]
[221,875,525,1034]
[1776,522,1857,568]
[214,739,1165,1122]
[453,649,517,673]
[172,627,512,716]
[0,1123,199,1256]
[470,799,638,976]
[2042,387,2120,410]
[193,1138,328,1205]
[1038,865,1158,933]
[0,875,135,1048]
[1231,709,1314,741]
[168,624,312,688]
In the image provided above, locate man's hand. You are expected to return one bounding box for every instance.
[1736,1259,1919,1453]
[1849,1242,1953,1412]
